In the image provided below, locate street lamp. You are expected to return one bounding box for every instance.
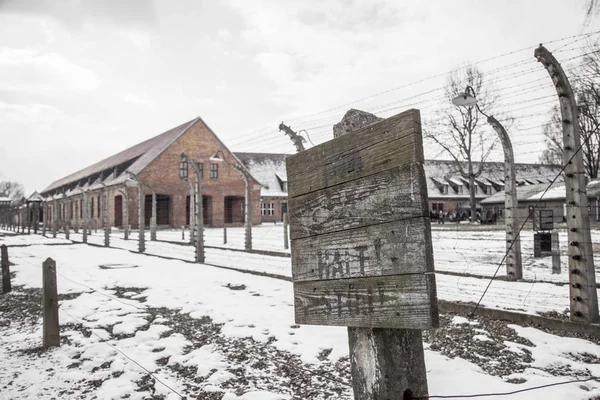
[181,152,223,263]
[179,159,196,245]
[452,86,523,281]
[127,172,147,253]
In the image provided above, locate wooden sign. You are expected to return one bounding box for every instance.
[286,109,439,329]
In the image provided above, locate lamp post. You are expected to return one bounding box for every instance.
[127,173,146,253]
[179,160,196,245]
[452,86,523,280]
[82,189,89,244]
[216,151,253,251]
[118,185,129,240]
[180,153,222,263]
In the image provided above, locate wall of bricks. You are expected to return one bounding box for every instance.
[52,119,261,229]
[135,119,261,229]
[260,197,288,223]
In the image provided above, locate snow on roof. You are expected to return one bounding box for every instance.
[27,192,44,202]
[425,160,563,199]
[481,181,565,204]
[0,196,11,202]
[447,178,464,186]
[275,171,287,182]
[229,155,563,201]
[234,152,288,198]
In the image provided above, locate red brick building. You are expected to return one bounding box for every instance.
[425,160,563,219]
[40,117,261,229]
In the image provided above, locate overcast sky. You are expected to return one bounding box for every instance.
[1,0,599,194]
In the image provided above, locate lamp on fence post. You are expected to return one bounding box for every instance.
[179,159,196,245]
[452,86,523,281]
[181,153,223,263]
[127,173,146,253]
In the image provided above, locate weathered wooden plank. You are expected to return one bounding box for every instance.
[291,217,433,282]
[289,163,428,240]
[43,257,60,348]
[286,109,423,199]
[294,273,438,329]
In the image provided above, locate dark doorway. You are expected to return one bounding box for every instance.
[114,195,123,227]
[224,196,245,224]
[203,196,212,226]
[281,203,287,221]
[145,195,171,226]
[186,195,191,225]
[186,195,212,226]
[157,195,170,225]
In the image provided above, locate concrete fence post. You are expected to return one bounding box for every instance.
[82,191,89,244]
[283,212,289,250]
[103,187,109,247]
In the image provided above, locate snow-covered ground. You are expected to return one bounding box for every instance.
[1,227,600,399]
[10,224,598,317]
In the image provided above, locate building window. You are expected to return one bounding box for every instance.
[431,202,444,213]
[261,202,275,216]
[210,163,218,179]
[179,160,188,179]
[442,184,448,194]
[282,182,288,192]
[198,162,203,178]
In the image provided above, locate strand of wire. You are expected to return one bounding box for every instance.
[467,118,596,319]
[227,35,599,149]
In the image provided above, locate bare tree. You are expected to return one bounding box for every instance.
[541,43,600,178]
[0,177,24,201]
[538,106,564,165]
[425,66,498,222]
[584,0,600,25]
[576,86,600,179]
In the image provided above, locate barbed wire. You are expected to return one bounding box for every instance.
[228,33,600,152]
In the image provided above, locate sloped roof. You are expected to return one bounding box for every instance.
[234,152,289,197]
[481,181,565,204]
[42,118,199,194]
[425,160,563,199]
[229,154,565,202]
[27,191,44,202]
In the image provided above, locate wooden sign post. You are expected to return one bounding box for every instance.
[286,109,438,399]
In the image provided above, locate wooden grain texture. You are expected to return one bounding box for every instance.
[294,273,438,329]
[43,257,60,348]
[349,328,428,399]
[292,217,433,282]
[286,109,423,199]
[289,163,428,240]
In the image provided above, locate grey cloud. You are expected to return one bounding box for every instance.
[0,0,156,29]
